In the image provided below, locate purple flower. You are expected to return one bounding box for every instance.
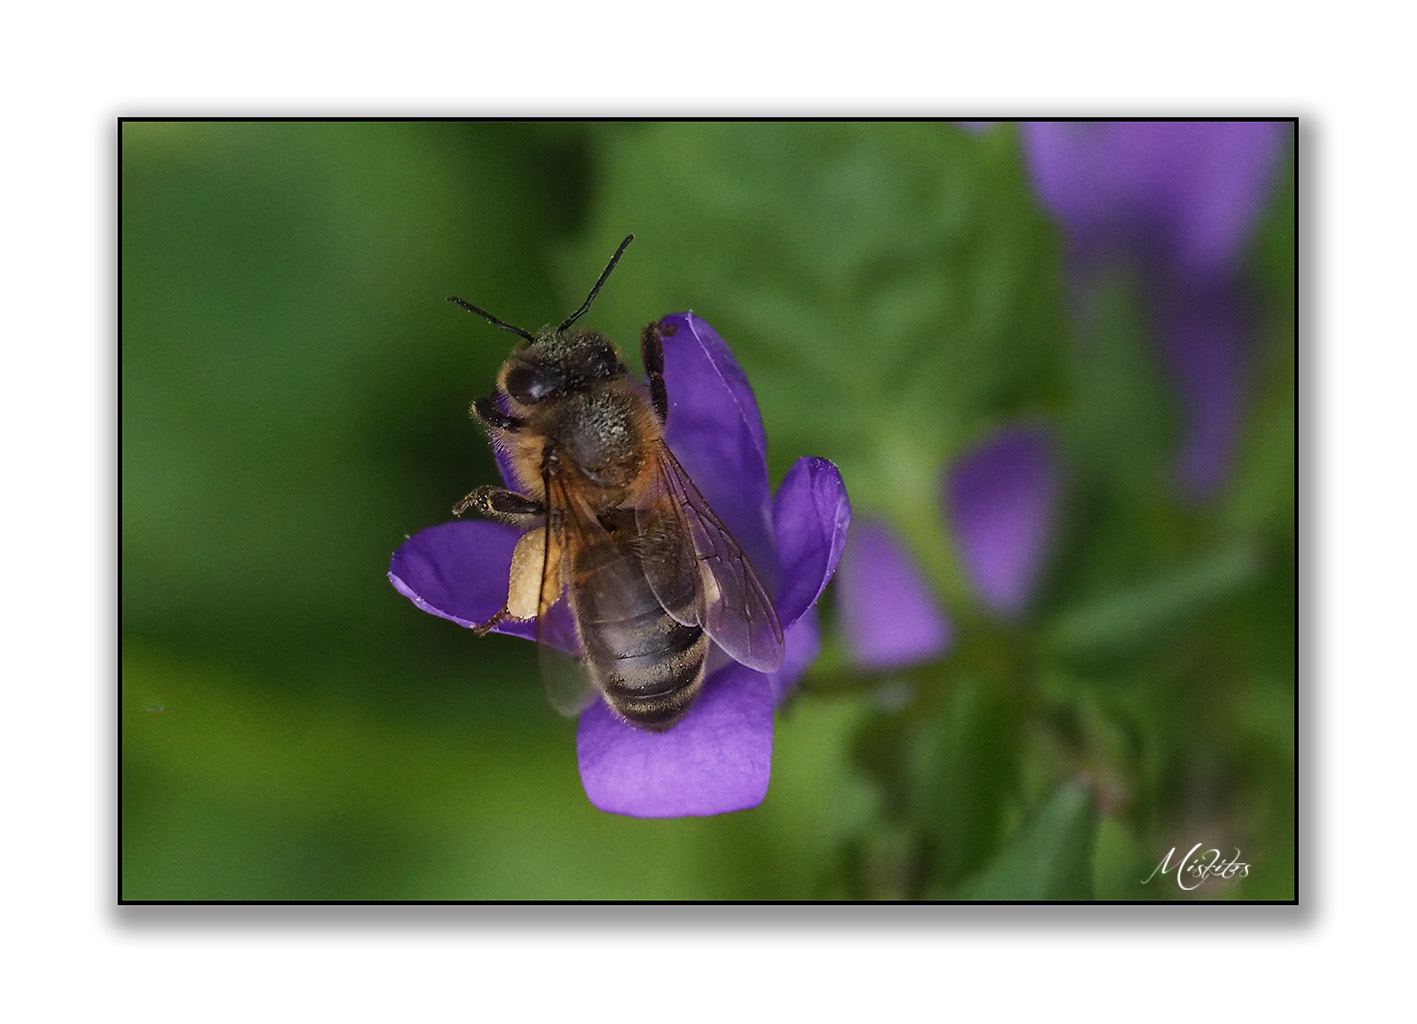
[389,312,850,818]
[1022,121,1286,282]
[946,426,1062,619]
[835,425,1061,670]
[1020,121,1288,495]
[836,519,952,671]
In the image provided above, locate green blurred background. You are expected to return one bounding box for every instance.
[121,121,1295,900]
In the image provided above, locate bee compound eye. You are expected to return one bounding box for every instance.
[505,363,563,404]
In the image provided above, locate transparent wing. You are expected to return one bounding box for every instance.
[632,490,704,629]
[637,443,785,673]
[534,473,596,718]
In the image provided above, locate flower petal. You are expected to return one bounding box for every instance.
[772,456,852,628]
[1020,122,1286,502]
[576,663,774,817]
[836,519,951,670]
[1020,121,1287,279]
[492,435,520,493]
[1021,121,1145,264]
[658,312,777,588]
[388,520,537,642]
[1158,280,1250,496]
[1160,121,1288,280]
[945,427,1060,618]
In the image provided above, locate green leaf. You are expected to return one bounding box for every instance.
[1225,147,1296,546]
[915,671,1021,886]
[1046,545,1263,665]
[1065,271,1178,500]
[953,781,1097,900]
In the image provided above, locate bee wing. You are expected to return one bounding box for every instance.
[536,601,595,718]
[638,443,785,673]
[532,474,596,718]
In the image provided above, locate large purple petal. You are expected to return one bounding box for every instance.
[389,520,519,632]
[658,312,777,589]
[945,427,1061,619]
[576,663,774,817]
[836,519,951,670]
[772,456,852,628]
[388,520,537,642]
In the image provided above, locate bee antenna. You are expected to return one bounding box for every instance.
[447,296,538,343]
[558,234,634,333]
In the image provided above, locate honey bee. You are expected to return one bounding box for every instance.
[448,235,785,730]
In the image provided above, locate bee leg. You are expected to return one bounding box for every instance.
[472,607,509,636]
[641,320,671,426]
[474,526,558,635]
[472,395,525,432]
[452,485,544,525]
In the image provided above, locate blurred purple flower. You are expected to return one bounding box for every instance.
[947,426,1062,619]
[389,312,850,818]
[1023,121,1285,281]
[1020,121,1289,495]
[836,519,952,670]
[835,425,1060,669]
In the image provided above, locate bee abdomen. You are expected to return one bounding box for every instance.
[577,594,709,731]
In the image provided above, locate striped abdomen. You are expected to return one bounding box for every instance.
[571,533,708,730]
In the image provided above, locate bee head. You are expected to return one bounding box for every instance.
[448,235,636,404]
[501,330,625,406]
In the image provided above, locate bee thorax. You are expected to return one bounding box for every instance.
[554,389,649,491]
